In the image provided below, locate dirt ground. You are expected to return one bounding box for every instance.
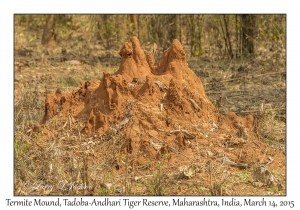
[14,33,286,196]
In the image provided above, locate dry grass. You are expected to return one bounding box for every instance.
[14,77,286,196]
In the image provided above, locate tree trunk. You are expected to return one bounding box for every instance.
[175,15,181,42]
[130,14,139,37]
[189,15,196,56]
[223,15,233,58]
[168,15,177,41]
[41,14,56,46]
[241,14,256,55]
[235,15,239,57]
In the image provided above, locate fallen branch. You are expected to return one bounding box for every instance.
[189,98,201,111]
[204,71,286,85]
[110,116,132,133]
[132,78,146,84]
[147,132,194,163]
[148,132,178,152]
[154,80,168,92]
[218,156,248,168]
[168,129,196,139]
[240,108,286,113]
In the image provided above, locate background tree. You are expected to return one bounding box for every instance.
[30,14,284,59]
[41,14,56,46]
[241,14,256,55]
[130,14,139,37]
[220,15,233,58]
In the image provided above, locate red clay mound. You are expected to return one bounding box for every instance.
[41,37,283,175]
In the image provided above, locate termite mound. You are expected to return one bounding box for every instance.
[41,36,256,165]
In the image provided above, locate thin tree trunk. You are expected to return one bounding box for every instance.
[219,18,228,56]
[103,15,110,49]
[41,14,56,46]
[189,15,196,56]
[235,15,239,58]
[179,15,182,42]
[241,14,256,55]
[130,14,139,37]
[223,15,233,58]
[197,15,203,56]
[175,15,180,41]
[168,15,177,43]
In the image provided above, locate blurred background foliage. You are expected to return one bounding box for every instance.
[14,14,286,59]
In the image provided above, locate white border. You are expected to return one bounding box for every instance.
[2,1,299,209]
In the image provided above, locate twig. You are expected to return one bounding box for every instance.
[253,140,261,149]
[204,71,286,85]
[206,89,250,94]
[225,96,235,105]
[209,160,215,195]
[189,98,201,111]
[260,149,268,164]
[240,108,286,113]
[221,156,248,168]
[253,71,286,77]
[147,132,194,163]
[147,132,178,152]
[168,129,196,139]
[154,80,168,92]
